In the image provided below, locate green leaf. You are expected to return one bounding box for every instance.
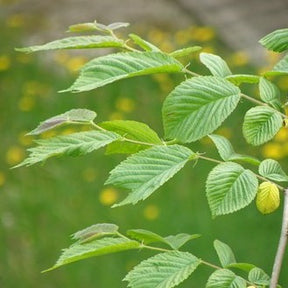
[164,233,201,250]
[16,36,124,53]
[248,267,270,285]
[265,54,288,76]
[14,130,119,168]
[226,263,256,273]
[213,240,236,267]
[259,159,288,182]
[72,223,119,244]
[200,52,232,77]
[259,28,288,52]
[242,106,283,146]
[206,269,246,288]
[106,145,194,207]
[209,134,260,165]
[162,76,241,143]
[28,109,97,135]
[169,46,202,58]
[63,52,184,93]
[129,33,161,52]
[206,162,258,217]
[124,251,201,288]
[99,120,162,154]
[44,237,140,272]
[225,74,260,86]
[68,21,129,33]
[259,77,282,111]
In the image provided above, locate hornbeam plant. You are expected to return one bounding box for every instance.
[15,21,288,288]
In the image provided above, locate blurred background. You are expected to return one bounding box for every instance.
[1,0,288,287]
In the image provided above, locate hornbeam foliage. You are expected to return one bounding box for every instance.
[16,21,288,287]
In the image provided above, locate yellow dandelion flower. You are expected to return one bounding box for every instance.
[174,30,190,46]
[274,128,288,142]
[65,56,87,72]
[18,131,33,146]
[99,187,119,206]
[191,27,215,42]
[229,51,249,67]
[261,143,284,159]
[82,167,97,183]
[6,146,25,166]
[0,172,5,187]
[147,29,166,45]
[18,96,35,112]
[0,55,11,71]
[143,204,160,221]
[115,97,135,113]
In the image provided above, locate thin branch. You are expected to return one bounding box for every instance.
[270,188,288,288]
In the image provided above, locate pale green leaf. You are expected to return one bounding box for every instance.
[209,134,260,165]
[169,46,202,58]
[99,120,162,154]
[225,74,260,86]
[28,109,97,135]
[163,233,201,250]
[259,77,282,111]
[259,159,288,182]
[68,22,99,33]
[206,269,246,288]
[72,223,119,243]
[200,52,232,77]
[124,251,201,288]
[44,237,140,272]
[16,36,124,53]
[127,229,166,244]
[107,22,130,31]
[242,106,283,146]
[106,145,194,207]
[162,76,241,143]
[213,240,236,267]
[63,52,184,93]
[226,263,256,273]
[129,33,161,52]
[259,28,288,52]
[248,267,270,285]
[14,130,119,168]
[206,162,258,217]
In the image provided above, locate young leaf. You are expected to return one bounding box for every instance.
[206,162,258,217]
[14,130,119,167]
[225,74,260,86]
[162,76,241,143]
[107,22,130,31]
[44,237,140,272]
[248,267,270,285]
[200,52,232,77]
[62,52,184,93]
[28,109,97,135]
[99,120,162,154]
[256,182,280,214]
[124,251,201,288]
[68,22,99,33]
[164,233,201,250]
[16,36,125,53]
[226,263,256,273]
[127,229,166,244]
[259,28,288,52]
[213,239,236,267]
[169,46,202,58]
[259,77,282,111]
[105,145,194,207]
[259,159,288,182]
[206,269,246,288]
[208,134,260,165]
[242,106,283,146]
[129,33,161,52]
[265,54,288,76]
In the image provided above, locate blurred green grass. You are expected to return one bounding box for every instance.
[1,10,288,288]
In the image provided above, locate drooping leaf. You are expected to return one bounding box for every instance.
[162,76,241,143]
[206,162,258,217]
[256,181,280,214]
[68,22,99,33]
[259,28,288,52]
[164,233,201,250]
[242,106,283,146]
[129,33,161,52]
[259,77,282,111]
[259,159,288,182]
[206,269,247,288]
[169,46,202,58]
[106,145,194,207]
[225,74,260,86]
[14,130,119,168]
[63,52,184,93]
[209,134,260,165]
[16,36,124,53]
[99,120,162,154]
[44,237,140,272]
[72,223,119,244]
[68,21,130,33]
[124,251,201,288]
[265,54,288,76]
[226,263,256,273]
[200,53,232,77]
[213,240,236,267]
[28,109,97,135]
[248,267,270,285]
[106,22,130,31]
